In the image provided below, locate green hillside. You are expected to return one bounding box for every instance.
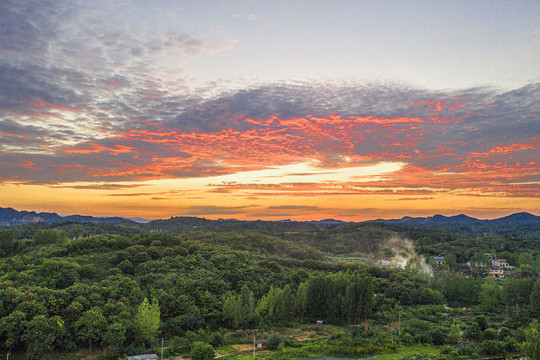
[0,219,538,360]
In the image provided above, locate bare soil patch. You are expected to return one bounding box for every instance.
[231,344,253,352]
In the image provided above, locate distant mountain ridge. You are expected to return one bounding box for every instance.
[368,212,540,225]
[491,212,540,224]
[0,207,131,226]
[306,219,349,225]
[1,206,539,227]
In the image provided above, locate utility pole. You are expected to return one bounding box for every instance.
[161,338,164,360]
[398,314,401,335]
[253,333,256,360]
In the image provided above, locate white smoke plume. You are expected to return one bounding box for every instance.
[378,236,433,277]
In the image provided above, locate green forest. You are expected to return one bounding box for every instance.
[0,218,539,360]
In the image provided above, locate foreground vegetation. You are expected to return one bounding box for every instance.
[0,219,539,359]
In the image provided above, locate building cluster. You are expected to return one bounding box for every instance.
[485,258,515,279]
[423,254,517,279]
[463,255,515,279]
[376,253,529,280]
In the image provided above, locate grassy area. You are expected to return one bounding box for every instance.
[211,326,445,360]
[220,355,254,360]
[216,345,237,355]
[326,253,372,264]
[374,344,441,359]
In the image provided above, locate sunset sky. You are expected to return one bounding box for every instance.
[1,0,539,221]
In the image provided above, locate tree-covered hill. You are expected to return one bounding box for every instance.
[0,218,538,359]
[0,226,439,359]
[5,217,540,263]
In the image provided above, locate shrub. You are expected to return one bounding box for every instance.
[502,339,518,353]
[209,333,224,347]
[499,326,511,340]
[475,315,487,331]
[413,333,430,344]
[351,326,366,338]
[464,323,482,340]
[453,343,480,356]
[223,332,241,345]
[406,319,432,331]
[429,327,447,345]
[483,328,497,340]
[266,334,282,350]
[168,336,194,354]
[190,342,215,360]
[400,332,414,345]
[481,340,503,355]
[448,323,462,344]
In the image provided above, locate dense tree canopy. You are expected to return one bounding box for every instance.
[0,219,537,358]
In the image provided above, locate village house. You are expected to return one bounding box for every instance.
[488,269,505,279]
[467,260,486,268]
[377,258,391,266]
[491,259,511,269]
[433,256,445,265]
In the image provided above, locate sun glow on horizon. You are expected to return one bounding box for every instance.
[149,160,406,188]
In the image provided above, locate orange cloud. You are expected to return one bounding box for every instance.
[31,101,80,113]
[59,143,136,155]
[468,142,537,157]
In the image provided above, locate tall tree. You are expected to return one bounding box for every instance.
[102,322,126,357]
[223,286,256,328]
[22,315,64,359]
[522,323,540,360]
[479,278,503,312]
[222,295,239,328]
[134,298,160,346]
[256,285,295,326]
[0,311,27,355]
[444,253,458,271]
[503,277,533,313]
[448,323,462,344]
[75,307,106,353]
